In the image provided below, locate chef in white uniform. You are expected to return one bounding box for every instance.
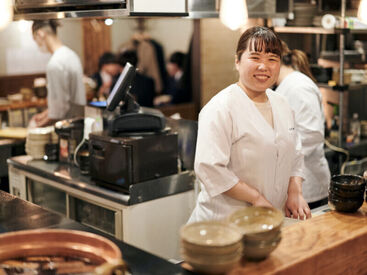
[31,20,86,127]
[275,41,330,209]
[188,26,311,223]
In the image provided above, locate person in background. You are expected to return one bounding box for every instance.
[30,20,86,127]
[275,41,330,209]
[91,52,121,100]
[117,50,155,107]
[188,26,310,223]
[153,51,190,106]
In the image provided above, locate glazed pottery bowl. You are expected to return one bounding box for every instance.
[328,194,364,212]
[330,174,366,192]
[181,239,242,255]
[180,221,243,274]
[243,234,282,261]
[228,207,284,241]
[329,185,365,199]
[184,254,241,275]
[180,221,243,248]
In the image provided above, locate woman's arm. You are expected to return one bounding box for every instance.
[224,180,273,207]
[285,176,311,220]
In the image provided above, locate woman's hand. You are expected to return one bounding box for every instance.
[285,177,311,220]
[252,193,273,208]
[224,181,274,208]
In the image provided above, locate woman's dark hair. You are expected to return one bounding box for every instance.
[98,52,119,70]
[281,40,316,83]
[236,26,282,61]
[32,19,60,35]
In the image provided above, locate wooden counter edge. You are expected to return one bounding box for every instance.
[228,202,367,275]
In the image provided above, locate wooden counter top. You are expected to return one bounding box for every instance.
[228,203,367,275]
[182,203,367,274]
[0,98,47,112]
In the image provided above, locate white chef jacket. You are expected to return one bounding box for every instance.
[188,84,304,223]
[275,71,330,203]
[47,46,86,120]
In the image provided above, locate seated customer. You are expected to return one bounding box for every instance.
[91,52,121,99]
[117,50,155,107]
[154,51,190,106]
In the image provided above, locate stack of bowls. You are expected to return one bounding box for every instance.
[180,221,243,274]
[329,174,366,212]
[26,127,58,159]
[228,207,284,261]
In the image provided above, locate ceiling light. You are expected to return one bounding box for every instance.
[0,0,13,30]
[220,0,248,31]
[358,0,367,24]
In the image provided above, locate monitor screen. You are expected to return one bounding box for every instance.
[106,62,136,112]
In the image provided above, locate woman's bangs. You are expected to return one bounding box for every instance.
[248,36,281,57]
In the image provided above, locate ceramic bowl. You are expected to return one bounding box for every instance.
[181,246,242,264]
[330,174,366,192]
[180,221,243,248]
[328,194,364,212]
[329,185,365,199]
[185,255,241,275]
[181,239,242,255]
[228,207,284,241]
[243,234,282,261]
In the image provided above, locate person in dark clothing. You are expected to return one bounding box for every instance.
[91,52,120,99]
[117,50,155,107]
[154,51,190,106]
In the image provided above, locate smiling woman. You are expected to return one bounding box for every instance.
[188,26,311,224]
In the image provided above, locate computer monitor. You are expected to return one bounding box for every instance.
[106,62,136,112]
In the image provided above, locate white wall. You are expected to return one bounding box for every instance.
[0,19,83,76]
[0,17,193,76]
[111,18,193,59]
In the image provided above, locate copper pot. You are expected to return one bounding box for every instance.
[0,229,126,274]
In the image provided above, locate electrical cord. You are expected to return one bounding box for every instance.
[324,138,350,174]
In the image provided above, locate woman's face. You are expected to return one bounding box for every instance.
[235,48,280,95]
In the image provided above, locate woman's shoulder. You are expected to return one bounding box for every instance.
[201,84,241,113]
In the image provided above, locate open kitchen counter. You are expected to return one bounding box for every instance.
[0,190,194,275]
[225,202,367,275]
[6,155,196,260]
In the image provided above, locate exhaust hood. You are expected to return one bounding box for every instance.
[187,0,293,19]
[13,0,188,20]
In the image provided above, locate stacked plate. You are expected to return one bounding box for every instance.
[180,221,243,274]
[228,207,284,261]
[329,174,366,212]
[26,127,58,159]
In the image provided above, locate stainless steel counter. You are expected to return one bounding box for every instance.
[7,155,195,205]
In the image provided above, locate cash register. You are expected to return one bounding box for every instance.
[89,63,178,192]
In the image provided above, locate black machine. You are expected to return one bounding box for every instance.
[89,63,178,192]
[105,62,166,136]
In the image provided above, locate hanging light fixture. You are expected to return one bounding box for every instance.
[0,0,13,30]
[220,0,248,31]
[358,0,367,24]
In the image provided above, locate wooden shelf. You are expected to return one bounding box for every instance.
[274,26,334,34]
[317,82,367,90]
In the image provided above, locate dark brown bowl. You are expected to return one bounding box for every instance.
[330,174,366,192]
[328,194,364,213]
[329,186,365,199]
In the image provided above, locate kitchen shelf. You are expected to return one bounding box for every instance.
[317,82,367,90]
[274,26,367,34]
